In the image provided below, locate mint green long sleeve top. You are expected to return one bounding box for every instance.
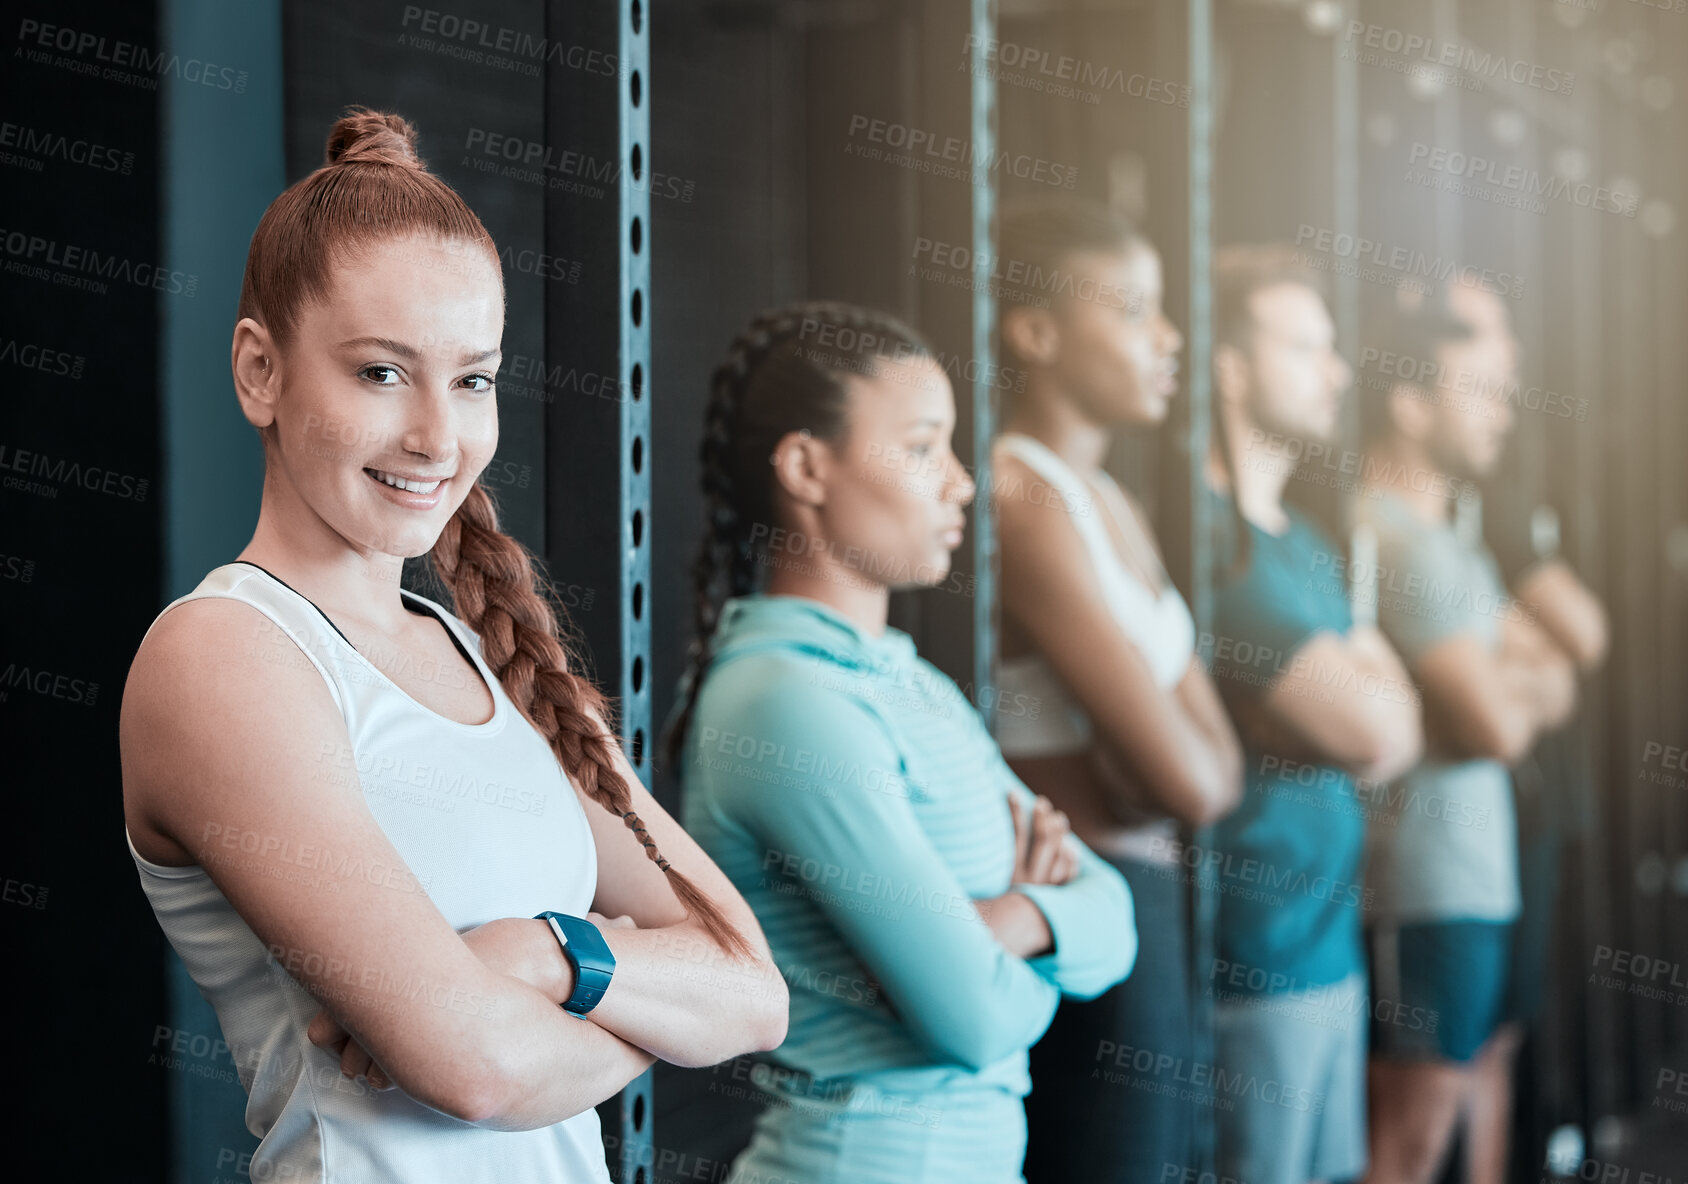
[678,594,1137,1109]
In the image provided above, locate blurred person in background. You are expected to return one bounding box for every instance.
[1355,284,1580,1184]
[987,195,1243,1184]
[663,301,1137,1184]
[1443,280,1608,1184]
[1203,246,1424,1184]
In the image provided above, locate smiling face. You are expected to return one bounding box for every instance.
[811,355,977,589]
[255,235,505,561]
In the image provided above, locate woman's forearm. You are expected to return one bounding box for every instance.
[472,988,658,1130]
[339,947,657,1129]
[1180,666,1245,794]
[587,922,788,1068]
[1088,665,1244,829]
[462,915,785,1069]
[320,920,656,1126]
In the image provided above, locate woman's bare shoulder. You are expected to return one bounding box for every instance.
[121,596,347,854]
[126,593,330,714]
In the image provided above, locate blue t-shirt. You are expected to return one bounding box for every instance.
[1202,488,1368,996]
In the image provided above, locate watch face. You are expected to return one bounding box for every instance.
[540,912,613,1014]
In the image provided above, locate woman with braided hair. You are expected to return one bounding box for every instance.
[990,195,1243,1184]
[118,107,785,1183]
[663,301,1137,1183]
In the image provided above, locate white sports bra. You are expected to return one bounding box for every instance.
[991,432,1197,759]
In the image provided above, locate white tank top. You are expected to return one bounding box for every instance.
[991,432,1197,754]
[125,561,611,1184]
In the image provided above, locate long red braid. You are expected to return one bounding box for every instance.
[241,104,752,959]
[431,483,753,959]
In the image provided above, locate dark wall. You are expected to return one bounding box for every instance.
[646,5,809,1163]
[2,2,167,1178]
[645,0,994,1163]
[648,4,999,810]
[284,0,549,555]
[647,3,806,812]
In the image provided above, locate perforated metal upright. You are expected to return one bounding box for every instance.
[969,0,999,717]
[543,1,654,1177]
[1181,0,1218,1173]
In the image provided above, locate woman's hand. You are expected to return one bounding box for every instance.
[306,1008,394,1092]
[306,913,640,1091]
[1009,793,1079,886]
[967,793,1080,958]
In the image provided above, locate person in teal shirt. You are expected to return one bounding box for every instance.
[1201,248,1424,1184]
[663,301,1137,1184]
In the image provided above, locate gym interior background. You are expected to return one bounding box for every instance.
[3,0,1684,1180]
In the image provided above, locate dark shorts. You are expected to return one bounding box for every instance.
[1024,853,1193,1184]
[1502,829,1561,1025]
[1366,920,1515,1064]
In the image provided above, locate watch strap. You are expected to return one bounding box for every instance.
[535,911,616,1015]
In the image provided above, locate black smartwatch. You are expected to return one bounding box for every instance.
[535,911,617,1015]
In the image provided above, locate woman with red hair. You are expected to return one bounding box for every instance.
[119,107,786,1183]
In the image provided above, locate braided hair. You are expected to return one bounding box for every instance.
[432,482,751,956]
[244,106,752,959]
[660,301,933,773]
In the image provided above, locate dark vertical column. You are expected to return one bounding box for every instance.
[967,0,999,718]
[1147,8,1212,1174]
[802,7,918,318]
[794,3,995,685]
[1153,0,1210,634]
[3,2,166,1179]
[1564,20,1616,1132]
[1630,0,1688,1105]
[159,4,286,1176]
[1656,0,1688,1094]
[543,2,654,1177]
[1179,1,1218,1176]
[1499,0,1551,1161]
[645,3,809,809]
[644,5,814,1166]
[1606,0,1655,1117]
[1182,0,1214,690]
[163,0,280,598]
[909,0,998,704]
[1329,12,1360,485]
[1429,0,1463,263]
